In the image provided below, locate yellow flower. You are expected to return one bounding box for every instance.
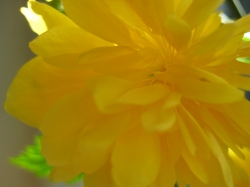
[5,0,250,187]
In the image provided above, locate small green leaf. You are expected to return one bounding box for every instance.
[10,135,52,177]
[10,135,83,183]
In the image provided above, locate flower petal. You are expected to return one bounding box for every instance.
[40,92,110,173]
[178,105,211,159]
[78,46,135,67]
[87,76,133,113]
[205,130,234,187]
[174,0,192,18]
[176,111,196,155]
[5,57,92,127]
[235,13,250,36]
[182,149,209,184]
[39,91,97,137]
[41,135,78,166]
[187,24,236,56]
[49,164,82,182]
[117,84,170,106]
[91,48,164,73]
[30,26,112,58]
[167,129,185,163]
[201,107,245,160]
[111,126,161,187]
[42,133,109,174]
[126,0,162,33]
[62,0,134,46]
[21,0,77,35]
[150,139,176,187]
[164,14,192,49]
[79,110,130,151]
[103,0,149,32]
[182,0,223,27]
[141,102,176,132]
[84,161,116,187]
[155,70,244,104]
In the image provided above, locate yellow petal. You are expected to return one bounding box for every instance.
[174,0,192,18]
[39,90,111,173]
[46,143,110,174]
[117,84,170,105]
[5,57,92,127]
[49,164,82,182]
[39,91,97,137]
[235,13,250,36]
[220,99,250,138]
[155,71,244,104]
[187,24,236,56]
[226,72,250,91]
[205,129,234,187]
[193,13,221,40]
[103,0,149,32]
[182,0,223,27]
[179,105,211,159]
[92,48,163,73]
[100,68,153,82]
[41,135,78,166]
[62,0,134,46]
[201,107,245,160]
[176,111,196,155]
[21,0,77,35]
[153,0,174,27]
[111,126,161,187]
[79,110,130,151]
[78,46,135,67]
[213,35,243,60]
[45,46,134,69]
[150,139,176,187]
[43,53,80,69]
[141,102,176,132]
[127,0,162,34]
[42,137,109,173]
[182,149,209,183]
[167,129,185,163]
[39,94,93,167]
[84,161,116,187]
[163,91,182,109]
[164,14,192,49]
[30,26,112,58]
[87,76,133,113]
[165,63,228,84]
[74,149,109,174]
[219,113,250,148]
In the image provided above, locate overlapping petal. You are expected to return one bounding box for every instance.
[5,0,250,187]
[5,57,92,127]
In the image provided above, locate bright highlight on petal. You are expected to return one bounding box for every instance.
[21,0,76,35]
[5,0,250,187]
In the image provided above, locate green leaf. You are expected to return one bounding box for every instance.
[10,135,52,177]
[10,135,83,183]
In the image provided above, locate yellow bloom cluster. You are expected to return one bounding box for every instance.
[5,0,250,186]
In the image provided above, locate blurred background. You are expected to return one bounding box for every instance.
[0,0,249,187]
